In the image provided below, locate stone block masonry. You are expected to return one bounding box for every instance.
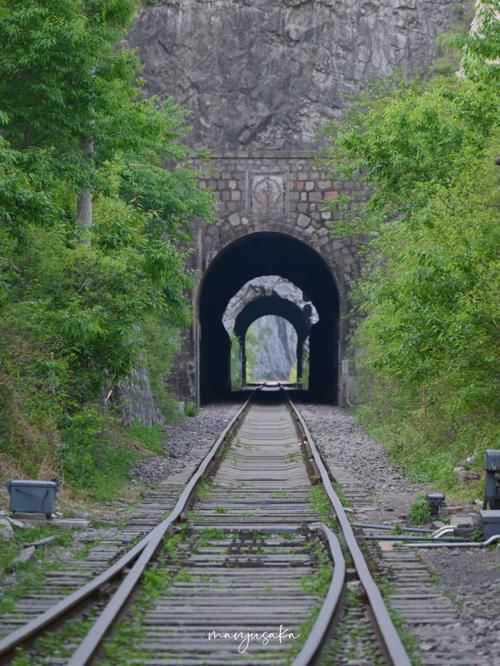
[195,152,363,299]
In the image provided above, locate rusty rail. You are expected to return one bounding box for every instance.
[292,523,345,666]
[0,389,258,663]
[285,389,412,666]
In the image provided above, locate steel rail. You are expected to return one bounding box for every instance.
[409,534,500,548]
[66,387,259,666]
[284,391,412,666]
[0,389,258,664]
[352,522,434,533]
[292,523,345,666]
[363,535,465,542]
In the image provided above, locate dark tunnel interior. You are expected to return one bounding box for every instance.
[199,232,339,404]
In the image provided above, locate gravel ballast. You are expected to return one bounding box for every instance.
[298,402,500,666]
[133,403,239,483]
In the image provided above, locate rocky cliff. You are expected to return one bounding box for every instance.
[129,0,461,150]
[248,315,297,381]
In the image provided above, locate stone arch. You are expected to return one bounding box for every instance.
[202,217,346,304]
[198,231,340,404]
[233,295,311,386]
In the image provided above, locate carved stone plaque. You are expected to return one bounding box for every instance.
[250,174,286,214]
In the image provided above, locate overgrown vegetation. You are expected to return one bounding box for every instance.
[100,526,188,665]
[309,485,335,525]
[322,2,499,494]
[408,496,433,525]
[327,587,388,666]
[0,525,73,615]
[0,1,213,496]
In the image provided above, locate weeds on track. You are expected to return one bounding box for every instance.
[0,525,73,614]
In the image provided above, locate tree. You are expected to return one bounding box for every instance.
[0,1,214,491]
[321,6,499,489]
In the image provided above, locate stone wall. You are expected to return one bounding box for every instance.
[195,152,363,302]
[192,152,362,403]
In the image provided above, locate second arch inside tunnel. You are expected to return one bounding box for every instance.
[229,291,314,387]
[198,232,340,404]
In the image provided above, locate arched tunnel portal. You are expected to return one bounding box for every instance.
[199,232,339,404]
[233,295,310,387]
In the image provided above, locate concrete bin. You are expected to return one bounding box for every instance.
[6,480,59,516]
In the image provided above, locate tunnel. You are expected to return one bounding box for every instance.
[199,232,340,404]
[233,295,311,386]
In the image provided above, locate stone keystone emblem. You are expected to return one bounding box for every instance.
[251,175,285,214]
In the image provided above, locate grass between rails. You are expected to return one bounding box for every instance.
[309,483,350,529]
[97,526,232,665]
[327,587,387,666]
[0,525,73,615]
[11,618,96,666]
[97,526,190,666]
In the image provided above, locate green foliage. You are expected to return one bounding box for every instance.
[245,326,264,383]
[321,16,499,491]
[0,524,73,615]
[142,315,182,423]
[0,0,213,495]
[301,538,331,596]
[11,617,94,665]
[408,496,432,525]
[196,527,225,547]
[123,421,165,456]
[309,486,335,524]
[323,76,497,237]
[459,0,500,85]
[59,408,138,499]
[230,333,243,389]
[183,401,198,417]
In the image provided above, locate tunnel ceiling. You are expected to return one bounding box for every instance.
[199,233,340,404]
[234,295,309,342]
[200,232,338,322]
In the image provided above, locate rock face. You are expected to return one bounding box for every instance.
[248,315,298,381]
[130,0,459,150]
[117,366,164,426]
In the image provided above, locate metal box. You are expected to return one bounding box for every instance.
[480,510,500,540]
[6,480,58,516]
[484,450,500,509]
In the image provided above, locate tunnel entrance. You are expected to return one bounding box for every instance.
[198,232,340,404]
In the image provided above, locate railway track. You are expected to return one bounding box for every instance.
[0,386,412,665]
